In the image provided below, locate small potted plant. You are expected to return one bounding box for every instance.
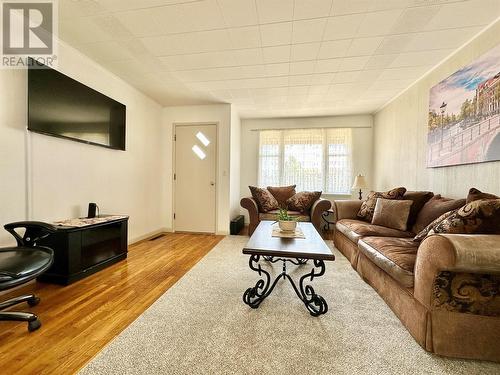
[276,207,297,232]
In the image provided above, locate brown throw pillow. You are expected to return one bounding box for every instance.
[413,209,457,242]
[403,191,434,228]
[466,188,498,204]
[248,186,278,212]
[371,198,413,231]
[286,191,322,213]
[267,185,296,207]
[431,199,500,236]
[357,187,407,222]
[411,195,466,234]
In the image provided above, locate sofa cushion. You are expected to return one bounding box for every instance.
[372,198,413,231]
[413,209,457,242]
[336,219,414,244]
[286,191,322,213]
[259,210,310,222]
[466,188,498,204]
[357,187,406,222]
[358,237,419,288]
[411,195,466,234]
[249,186,279,212]
[403,191,434,228]
[267,185,296,207]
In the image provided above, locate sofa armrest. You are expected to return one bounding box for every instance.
[331,199,362,221]
[240,197,260,235]
[414,234,500,310]
[310,198,332,233]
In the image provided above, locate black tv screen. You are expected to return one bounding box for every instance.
[28,62,126,150]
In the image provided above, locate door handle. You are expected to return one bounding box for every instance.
[210,181,215,186]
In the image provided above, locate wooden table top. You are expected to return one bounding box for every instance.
[242,221,335,261]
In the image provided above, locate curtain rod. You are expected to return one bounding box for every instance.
[249,126,372,131]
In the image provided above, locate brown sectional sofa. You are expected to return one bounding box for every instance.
[332,196,500,362]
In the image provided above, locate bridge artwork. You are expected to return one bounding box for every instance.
[428,43,500,168]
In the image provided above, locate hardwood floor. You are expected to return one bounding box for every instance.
[0,232,224,375]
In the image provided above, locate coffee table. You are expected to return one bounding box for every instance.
[242,220,335,316]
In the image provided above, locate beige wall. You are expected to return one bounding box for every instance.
[373,20,500,198]
[229,107,242,222]
[0,40,166,246]
[240,115,373,222]
[161,104,233,234]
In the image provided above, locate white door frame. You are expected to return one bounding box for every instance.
[172,122,219,233]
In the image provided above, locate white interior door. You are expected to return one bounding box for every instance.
[174,124,217,233]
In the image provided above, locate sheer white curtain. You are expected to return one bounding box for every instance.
[258,128,352,194]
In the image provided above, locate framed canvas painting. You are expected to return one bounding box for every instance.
[427,43,500,168]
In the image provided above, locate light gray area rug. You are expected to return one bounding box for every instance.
[80,236,500,374]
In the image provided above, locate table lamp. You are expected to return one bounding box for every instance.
[352,174,368,200]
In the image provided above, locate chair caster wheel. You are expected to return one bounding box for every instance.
[28,319,41,332]
[27,296,40,307]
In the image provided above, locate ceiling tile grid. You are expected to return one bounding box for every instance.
[57,0,500,117]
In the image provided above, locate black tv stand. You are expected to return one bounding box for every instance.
[37,215,128,285]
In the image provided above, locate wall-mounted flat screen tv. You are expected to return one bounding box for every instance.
[28,60,126,150]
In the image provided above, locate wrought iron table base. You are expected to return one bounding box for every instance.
[243,255,328,316]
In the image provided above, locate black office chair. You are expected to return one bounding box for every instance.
[0,221,55,332]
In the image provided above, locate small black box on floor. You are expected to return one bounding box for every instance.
[230,215,245,235]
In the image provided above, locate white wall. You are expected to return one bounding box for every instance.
[229,107,241,222]
[239,115,373,222]
[161,104,232,234]
[373,20,500,198]
[0,40,166,246]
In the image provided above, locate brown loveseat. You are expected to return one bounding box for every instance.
[332,193,500,362]
[241,195,331,236]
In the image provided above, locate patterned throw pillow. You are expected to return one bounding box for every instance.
[466,188,498,204]
[414,199,500,241]
[248,186,279,212]
[267,185,296,207]
[357,187,407,222]
[286,191,322,213]
[413,209,457,242]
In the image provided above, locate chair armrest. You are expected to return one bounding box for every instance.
[240,197,260,235]
[331,199,362,221]
[4,221,57,247]
[414,234,500,309]
[310,198,331,232]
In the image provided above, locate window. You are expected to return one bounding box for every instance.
[258,128,352,194]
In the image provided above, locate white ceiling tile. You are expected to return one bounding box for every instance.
[378,66,429,81]
[290,42,320,61]
[260,22,293,46]
[332,70,361,83]
[404,27,483,51]
[390,5,441,34]
[229,26,261,49]
[178,0,226,32]
[265,63,290,76]
[323,14,364,40]
[292,19,327,43]
[331,0,408,16]
[256,0,294,24]
[375,35,415,55]
[232,49,264,65]
[310,73,335,85]
[315,58,341,73]
[293,0,333,20]
[230,88,252,98]
[288,86,310,95]
[424,0,500,31]
[309,84,331,95]
[263,45,291,63]
[218,0,259,27]
[390,49,453,68]
[113,9,163,37]
[364,54,397,69]
[290,61,316,75]
[356,9,405,37]
[97,0,196,13]
[60,17,118,44]
[240,65,267,78]
[266,76,290,87]
[347,37,383,56]
[338,56,370,71]
[317,39,351,59]
[75,41,136,63]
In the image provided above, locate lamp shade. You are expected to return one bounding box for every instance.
[352,174,368,190]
